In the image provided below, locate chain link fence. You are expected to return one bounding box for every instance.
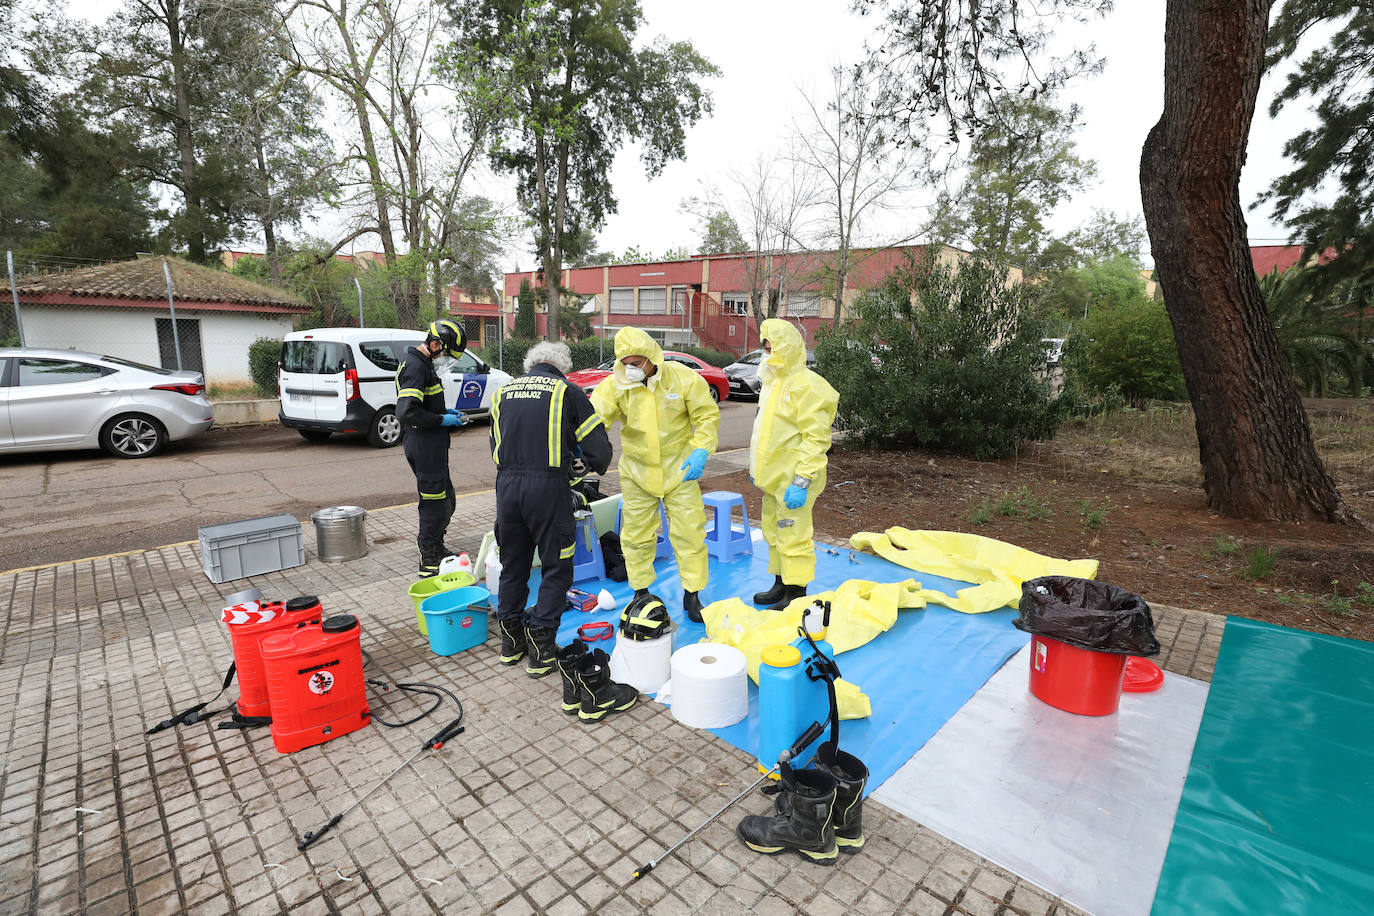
[3,251,504,390]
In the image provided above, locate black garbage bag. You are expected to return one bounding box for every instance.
[1013,576,1160,656]
[599,531,627,582]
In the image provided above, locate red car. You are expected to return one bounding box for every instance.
[566,351,730,402]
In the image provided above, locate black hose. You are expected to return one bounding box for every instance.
[361,647,463,728]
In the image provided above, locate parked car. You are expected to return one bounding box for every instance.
[565,351,730,402]
[0,348,214,458]
[722,348,817,400]
[277,328,512,447]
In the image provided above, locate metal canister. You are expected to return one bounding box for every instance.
[311,505,368,563]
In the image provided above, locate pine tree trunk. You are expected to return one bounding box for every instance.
[165,1,204,262]
[1140,0,1356,523]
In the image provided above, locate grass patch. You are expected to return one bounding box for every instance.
[969,499,992,526]
[1078,498,1110,530]
[1209,536,1241,557]
[993,486,1050,521]
[1323,581,1368,618]
[1242,546,1281,581]
[208,381,263,401]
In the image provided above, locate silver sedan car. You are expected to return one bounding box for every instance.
[0,348,215,458]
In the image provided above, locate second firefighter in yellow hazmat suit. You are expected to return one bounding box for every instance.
[751,318,839,609]
[592,328,721,622]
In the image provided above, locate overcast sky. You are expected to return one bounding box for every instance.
[597,0,1315,265]
[71,0,1316,269]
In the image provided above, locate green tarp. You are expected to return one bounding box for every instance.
[1151,617,1374,914]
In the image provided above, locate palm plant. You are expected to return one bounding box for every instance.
[1258,268,1370,396]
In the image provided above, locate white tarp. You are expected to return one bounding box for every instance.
[872,644,1209,916]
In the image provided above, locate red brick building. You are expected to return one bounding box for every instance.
[501,244,973,356]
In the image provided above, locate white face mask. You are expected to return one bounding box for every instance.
[624,365,646,383]
[434,354,454,371]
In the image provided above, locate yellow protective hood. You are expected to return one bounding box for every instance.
[849,527,1100,614]
[759,318,806,377]
[612,327,663,389]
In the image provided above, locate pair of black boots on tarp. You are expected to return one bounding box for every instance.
[555,639,638,723]
[736,742,869,865]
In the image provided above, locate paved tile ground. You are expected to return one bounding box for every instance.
[0,454,1222,915]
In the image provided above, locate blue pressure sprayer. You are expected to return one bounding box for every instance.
[630,601,841,883]
[757,599,842,773]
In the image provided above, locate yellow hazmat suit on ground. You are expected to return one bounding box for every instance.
[751,319,839,590]
[592,328,720,593]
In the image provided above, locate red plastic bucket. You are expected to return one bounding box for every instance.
[1028,635,1128,716]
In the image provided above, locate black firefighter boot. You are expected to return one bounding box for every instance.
[524,624,558,678]
[417,540,443,578]
[683,590,704,624]
[573,647,638,722]
[556,640,589,714]
[768,583,808,611]
[737,763,838,865]
[752,575,785,606]
[773,742,869,853]
[496,616,526,666]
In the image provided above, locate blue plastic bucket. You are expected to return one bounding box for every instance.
[420,586,491,656]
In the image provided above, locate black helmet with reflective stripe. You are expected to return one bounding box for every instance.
[426,319,466,358]
[620,592,672,641]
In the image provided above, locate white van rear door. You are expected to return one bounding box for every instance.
[279,339,318,420]
[312,339,352,424]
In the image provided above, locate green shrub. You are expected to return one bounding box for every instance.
[1073,297,1187,404]
[815,256,1063,458]
[248,337,282,397]
[514,278,537,338]
[676,345,737,367]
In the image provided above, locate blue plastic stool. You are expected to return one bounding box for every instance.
[571,512,605,583]
[616,498,672,559]
[702,491,753,561]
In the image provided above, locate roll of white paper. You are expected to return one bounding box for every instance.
[609,633,674,694]
[668,643,749,729]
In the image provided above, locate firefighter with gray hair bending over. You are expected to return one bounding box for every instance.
[489,341,612,679]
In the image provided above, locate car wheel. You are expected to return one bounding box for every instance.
[368,407,401,448]
[709,385,721,403]
[100,414,167,459]
[298,429,333,442]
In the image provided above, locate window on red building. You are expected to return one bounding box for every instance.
[609,288,634,313]
[638,287,667,314]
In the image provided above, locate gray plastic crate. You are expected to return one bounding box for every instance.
[199,515,305,583]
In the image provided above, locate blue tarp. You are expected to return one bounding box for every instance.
[541,532,1028,793]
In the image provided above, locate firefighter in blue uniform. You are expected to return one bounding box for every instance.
[490,342,612,678]
[396,319,468,576]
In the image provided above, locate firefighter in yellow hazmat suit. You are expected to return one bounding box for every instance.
[592,328,721,621]
[751,318,839,609]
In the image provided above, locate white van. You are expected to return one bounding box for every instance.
[277,328,511,447]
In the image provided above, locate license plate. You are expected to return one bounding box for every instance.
[289,393,311,403]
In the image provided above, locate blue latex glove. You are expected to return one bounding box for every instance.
[783,483,808,510]
[681,448,709,481]
[440,412,466,428]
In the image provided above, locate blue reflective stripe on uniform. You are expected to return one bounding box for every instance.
[575,413,603,441]
[548,382,566,467]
